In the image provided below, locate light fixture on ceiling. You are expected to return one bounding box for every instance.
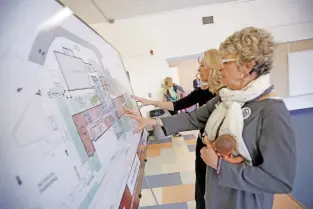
[37,7,73,31]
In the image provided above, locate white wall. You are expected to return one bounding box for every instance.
[123,55,180,116]
[168,67,180,86]
[92,0,313,115]
[175,58,199,94]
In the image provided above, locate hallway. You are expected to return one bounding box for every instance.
[139,132,303,209]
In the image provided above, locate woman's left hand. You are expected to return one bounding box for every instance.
[200,136,218,170]
[124,108,157,133]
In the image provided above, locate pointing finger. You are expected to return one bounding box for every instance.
[131,95,141,102]
[124,108,137,115]
[131,95,138,100]
[134,126,143,133]
[125,113,140,120]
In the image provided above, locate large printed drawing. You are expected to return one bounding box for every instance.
[0,1,143,209]
[28,25,131,162]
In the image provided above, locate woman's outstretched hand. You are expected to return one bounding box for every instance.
[124,108,156,133]
[131,95,156,107]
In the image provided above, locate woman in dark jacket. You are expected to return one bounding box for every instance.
[132,49,224,209]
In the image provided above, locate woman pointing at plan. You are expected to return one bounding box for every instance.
[126,27,296,209]
[131,49,223,209]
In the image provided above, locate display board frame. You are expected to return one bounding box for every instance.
[0,1,148,209]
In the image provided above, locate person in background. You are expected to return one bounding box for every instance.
[126,27,296,209]
[163,77,184,136]
[193,73,201,89]
[132,49,224,209]
[163,77,183,113]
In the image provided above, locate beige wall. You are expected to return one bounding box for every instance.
[174,58,199,94]
[272,38,313,97]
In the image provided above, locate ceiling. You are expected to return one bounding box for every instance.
[59,0,240,24]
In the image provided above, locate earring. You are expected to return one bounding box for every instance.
[241,73,248,80]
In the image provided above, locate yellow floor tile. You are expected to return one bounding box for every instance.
[162,184,195,204]
[139,188,163,207]
[273,194,303,209]
[146,147,161,157]
[148,142,172,149]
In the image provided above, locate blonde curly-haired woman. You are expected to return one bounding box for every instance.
[127,27,296,209]
[131,49,223,209]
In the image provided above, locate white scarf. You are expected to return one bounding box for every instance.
[204,74,272,164]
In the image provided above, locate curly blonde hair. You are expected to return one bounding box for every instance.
[201,49,225,94]
[219,27,275,75]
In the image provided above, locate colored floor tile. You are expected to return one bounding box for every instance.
[184,139,197,145]
[161,162,187,174]
[183,134,197,140]
[148,136,172,144]
[176,160,195,172]
[142,172,182,189]
[139,188,163,207]
[161,153,195,174]
[187,201,196,209]
[273,194,303,209]
[172,143,191,156]
[148,142,173,149]
[172,138,187,147]
[180,171,195,185]
[187,144,196,152]
[160,148,177,164]
[162,184,195,204]
[144,157,164,176]
[146,147,161,157]
[140,202,188,209]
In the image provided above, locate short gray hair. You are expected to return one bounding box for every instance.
[220,27,275,76]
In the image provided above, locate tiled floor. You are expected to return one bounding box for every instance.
[139,132,303,209]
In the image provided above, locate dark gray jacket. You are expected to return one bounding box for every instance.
[160,97,296,209]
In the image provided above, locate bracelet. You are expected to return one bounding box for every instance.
[216,156,222,174]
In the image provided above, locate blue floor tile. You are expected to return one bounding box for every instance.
[142,172,182,189]
[140,202,188,209]
[187,144,196,152]
[183,134,196,140]
[148,137,172,144]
